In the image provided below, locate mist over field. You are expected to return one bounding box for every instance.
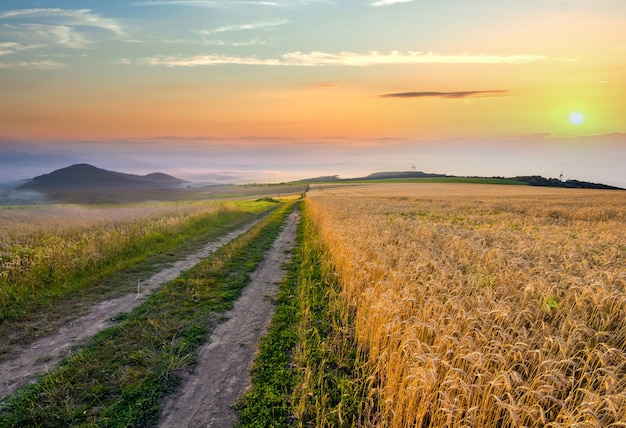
[1,1,624,192]
[2,134,625,188]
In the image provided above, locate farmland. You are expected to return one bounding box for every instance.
[1,182,625,427]
[0,199,297,426]
[241,183,626,427]
[306,184,626,426]
[0,199,278,359]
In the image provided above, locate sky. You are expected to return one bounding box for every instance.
[1,0,625,187]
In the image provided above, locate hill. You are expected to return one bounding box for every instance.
[299,171,624,190]
[19,164,187,192]
[513,175,623,190]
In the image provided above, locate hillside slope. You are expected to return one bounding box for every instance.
[19,164,186,191]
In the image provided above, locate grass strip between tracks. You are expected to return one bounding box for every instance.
[235,201,369,427]
[0,201,296,427]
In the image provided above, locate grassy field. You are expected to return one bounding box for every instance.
[14,183,309,204]
[337,177,527,185]
[241,183,626,427]
[0,199,278,359]
[0,201,296,426]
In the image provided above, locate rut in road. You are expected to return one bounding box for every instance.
[159,209,300,428]
[0,216,265,398]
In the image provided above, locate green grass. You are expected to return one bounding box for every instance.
[41,184,309,204]
[0,201,296,427]
[235,201,369,427]
[0,201,276,360]
[344,177,528,185]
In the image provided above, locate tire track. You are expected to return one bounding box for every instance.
[0,216,265,398]
[158,209,300,427]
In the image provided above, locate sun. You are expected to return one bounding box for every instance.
[569,112,584,125]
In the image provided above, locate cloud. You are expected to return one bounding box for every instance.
[371,0,414,6]
[0,60,66,69]
[7,24,91,49]
[283,51,546,66]
[165,37,268,46]
[0,8,125,66]
[132,50,547,67]
[131,0,328,6]
[131,1,281,7]
[0,42,21,56]
[199,20,288,35]
[381,90,510,99]
[139,54,281,66]
[311,81,344,87]
[132,0,221,5]
[0,9,124,35]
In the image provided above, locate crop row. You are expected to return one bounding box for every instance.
[302,185,626,427]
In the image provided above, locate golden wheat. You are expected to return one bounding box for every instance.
[307,183,626,427]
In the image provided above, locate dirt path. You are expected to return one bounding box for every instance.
[0,217,265,398]
[159,209,300,428]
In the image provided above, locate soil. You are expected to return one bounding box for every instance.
[158,209,300,427]
[0,216,265,398]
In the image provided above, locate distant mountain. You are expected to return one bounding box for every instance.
[19,164,187,191]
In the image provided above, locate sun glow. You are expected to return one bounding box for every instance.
[569,112,584,125]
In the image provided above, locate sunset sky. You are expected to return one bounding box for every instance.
[1,1,625,186]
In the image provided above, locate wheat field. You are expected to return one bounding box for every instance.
[306,183,626,427]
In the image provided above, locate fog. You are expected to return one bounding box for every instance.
[1,134,624,189]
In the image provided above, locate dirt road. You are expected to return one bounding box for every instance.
[158,209,300,427]
[0,216,265,398]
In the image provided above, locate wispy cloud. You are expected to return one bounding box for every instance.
[131,0,331,7]
[6,24,91,49]
[131,1,281,7]
[0,42,16,56]
[0,8,125,66]
[371,0,414,6]
[132,0,210,6]
[381,90,510,99]
[131,50,547,67]
[199,20,288,35]
[311,81,344,87]
[0,9,124,35]
[163,37,268,46]
[284,51,546,66]
[138,54,281,66]
[0,60,65,69]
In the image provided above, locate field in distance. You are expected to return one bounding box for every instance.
[301,182,625,426]
[1,183,307,205]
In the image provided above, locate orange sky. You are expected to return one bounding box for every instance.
[1,1,625,186]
